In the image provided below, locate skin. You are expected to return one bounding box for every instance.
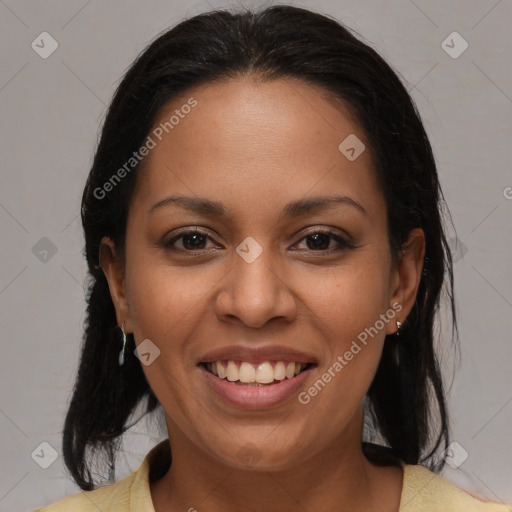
[100,76,425,512]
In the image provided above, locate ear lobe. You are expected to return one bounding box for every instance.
[99,236,132,331]
[388,228,426,333]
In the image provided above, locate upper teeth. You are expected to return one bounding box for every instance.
[207,361,306,384]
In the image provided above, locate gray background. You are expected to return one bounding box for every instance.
[0,0,511,510]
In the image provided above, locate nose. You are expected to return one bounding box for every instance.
[214,244,297,328]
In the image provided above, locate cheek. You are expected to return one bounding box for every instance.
[122,264,202,407]
[304,261,391,337]
[300,261,391,399]
[124,260,206,421]
[126,259,208,333]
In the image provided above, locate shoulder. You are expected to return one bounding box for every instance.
[401,463,512,512]
[32,439,171,512]
[32,472,136,512]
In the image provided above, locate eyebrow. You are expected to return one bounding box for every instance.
[148,194,367,219]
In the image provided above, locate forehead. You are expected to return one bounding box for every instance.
[131,77,383,221]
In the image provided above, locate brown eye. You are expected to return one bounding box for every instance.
[294,229,356,253]
[164,229,216,251]
[163,228,356,255]
[305,232,331,250]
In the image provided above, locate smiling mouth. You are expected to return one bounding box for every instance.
[199,360,315,386]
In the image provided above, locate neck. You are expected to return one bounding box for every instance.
[150,409,403,512]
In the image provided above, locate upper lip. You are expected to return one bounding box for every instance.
[198,344,318,365]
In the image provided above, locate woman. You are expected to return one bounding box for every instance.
[34,5,511,511]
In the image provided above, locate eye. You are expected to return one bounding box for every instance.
[164,228,218,252]
[293,229,356,253]
[163,227,356,254]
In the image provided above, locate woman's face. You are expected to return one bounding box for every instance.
[101,77,424,470]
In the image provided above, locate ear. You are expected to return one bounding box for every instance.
[99,236,133,333]
[386,227,426,335]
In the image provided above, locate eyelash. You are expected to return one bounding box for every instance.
[163,227,356,255]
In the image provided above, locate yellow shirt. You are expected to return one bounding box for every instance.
[34,439,511,512]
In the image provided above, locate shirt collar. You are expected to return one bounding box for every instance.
[129,438,171,512]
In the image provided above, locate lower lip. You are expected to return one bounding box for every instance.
[199,365,314,410]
